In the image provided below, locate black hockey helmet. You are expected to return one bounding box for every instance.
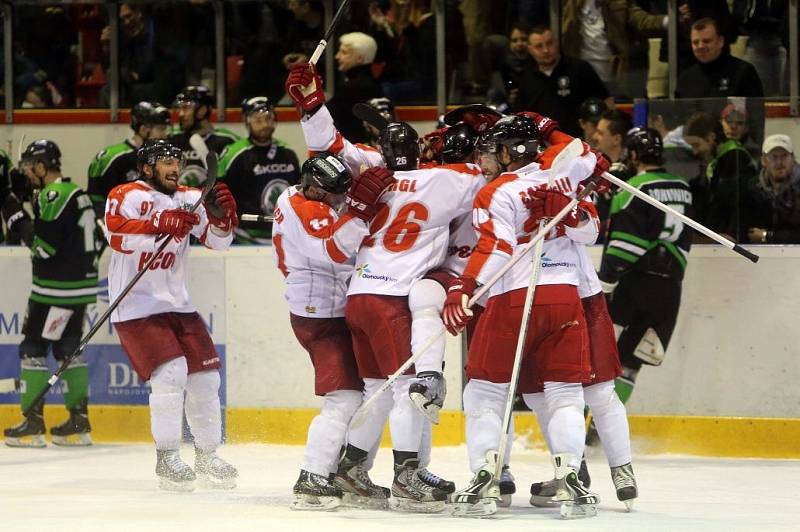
[379,122,419,171]
[136,139,184,171]
[301,153,352,194]
[482,114,540,162]
[173,85,214,109]
[131,101,170,132]
[242,96,275,118]
[366,97,396,122]
[20,140,61,170]
[441,122,478,163]
[625,127,664,165]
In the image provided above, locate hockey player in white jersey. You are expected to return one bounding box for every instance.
[272,153,395,510]
[105,140,238,491]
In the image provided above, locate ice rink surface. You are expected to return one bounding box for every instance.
[1,442,796,532]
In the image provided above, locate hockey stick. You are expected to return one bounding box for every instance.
[309,0,352,66]
[350,139,587,429]
[21,146,218,416]
[601,171,759,263]
[241,213,274,224]
[352,102,390,130]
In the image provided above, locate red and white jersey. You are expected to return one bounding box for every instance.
[463,145,599,298]
[576,244,602,298]
[301,105,384,177]
[271,186,367,318]
[348,163,485,297]
[105,181,233,323]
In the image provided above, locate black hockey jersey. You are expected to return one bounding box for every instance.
[169,127,239,187]
[87,140,139,216]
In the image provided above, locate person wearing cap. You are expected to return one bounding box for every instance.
[168,85,240,187]
[218,97,300,244]
[87,101,171,218]
[748,134,800,244]
[579,98,609,148]
[516,25,612,138]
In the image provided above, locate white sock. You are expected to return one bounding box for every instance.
[388,375,425,452]
[523,391,554,451]
[463,379,508,473]
[348,378,393,453]
[184,370,222,453]
[584,380,632,467]
[543,381,585,470]
[303,389,362,476]
[419,421,432,468]
[148,358,188,450]
[409,279,447,374]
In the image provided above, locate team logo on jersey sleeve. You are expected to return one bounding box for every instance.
[261,179,291,217]
[46,190,59,202]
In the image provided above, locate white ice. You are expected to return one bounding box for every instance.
[1,442,796,532]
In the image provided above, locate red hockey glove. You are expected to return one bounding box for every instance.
[285,63,325,114]
[420,127,447,163]
[204,182,238,232]
[345,167,396,222]
[590,149,611,178]
[442,276,477,335]
[149,209,200,239]
[515,111,560,143]
[523,188,579,233]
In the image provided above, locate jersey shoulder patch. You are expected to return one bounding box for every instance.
[88,141,135,178]
[38,181,82,221]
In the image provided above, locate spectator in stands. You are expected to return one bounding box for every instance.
[328,32,384,144]
[485,23,535,112]
[560,0,667,99]
[648,110,698,180]
[282,0,325,71]
[516,25,612,138]
[734,0,789,97]
[675,17,763,99]
[578,97,608,148]
[748,134,800,244]
[593,109,634,235]
[657,0,736,74]
[683,111,764,242]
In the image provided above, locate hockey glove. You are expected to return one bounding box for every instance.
[420,127,447,163]
[523,189,580,234]
[515,111,560,143]
[204,182,238,233]
[1,192,30,233]
[345,167,396,222]
[285,63,325,115]
[149,209,200,239]
[442,276,477,335]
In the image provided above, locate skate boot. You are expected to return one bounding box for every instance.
[578,455,591,488]
[194,447,238,489]
[4,402,46,448]
[408,371,446,424]
[552,454,599,519]
[334,450,390,509]
[611,462,638,511]
[417,467,456,494]
[156,449,196,492]
[497,465,516,508]
[449,451,501,518]
[50,400,92,446]
[529,478,560,508]
[390,458,448,513]
[291,469,343,511]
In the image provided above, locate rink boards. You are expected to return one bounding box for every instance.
[0,245,798,458]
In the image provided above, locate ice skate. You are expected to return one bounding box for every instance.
[291,470,342,511]
[611,462,638,511]
[449,451,500,518]
[4,403,46,448]
[497,466,516,508]
[156,449,196,492]
[578,455,591,488]
[50,401,92,446]
[552,454,599,519]
[334,454,390,509]
[529,477,560,508]
[194,448,237,489]
[408,371,446,424]
[417,467,456,494]
[390,459,448,513]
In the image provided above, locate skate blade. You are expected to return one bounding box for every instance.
[158,478,196,492]
[341,492,389,510]
[530,494,559,508]
[389,496,446,513]
[4,435,46,448]
[496,494,512,508]
[290,495,341,511]
[623,498,635,512]
[560,501,598,519]
[196,473,236,490]
[409,393,441,424]
[449,498,497,518]
[51,433,92,447]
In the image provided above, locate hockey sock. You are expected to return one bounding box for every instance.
[389,376,425,452]
[408,279,447,374]
[584,380,632,467]
[20,357,49,412]
[418,421,432,468]
[60,356,89,410]
[393,450,418,468]
[463,379,507,473]
[148,358,188,450]
[185,370,222,453]
[348,378,393,453]
[303,389,361,476]
[543,382,585,469]
[614,367,639,404]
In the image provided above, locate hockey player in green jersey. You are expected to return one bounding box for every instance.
[87,101,171,217]
[599,127,693,406]
[218,96,300,244]
[0,140,99,447]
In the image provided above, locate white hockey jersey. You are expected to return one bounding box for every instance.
[105,181,233,322]
[271,186,367,317]
[464,146,599,298]
[348,163,485,297]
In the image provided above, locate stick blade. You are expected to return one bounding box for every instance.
[550,138,585,175]
[352,102,390,131]
[189,133,210,160]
